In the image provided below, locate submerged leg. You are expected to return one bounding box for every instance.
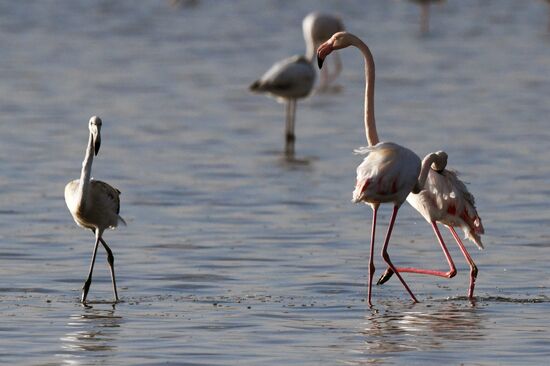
[367,204,379,307]
[82,231,101,303]
[99,237,119,302]
[380,206,418,303]
[449,227,478,299]
[377,221,457,284]
[284,99,296,158]
[285,99,296,158]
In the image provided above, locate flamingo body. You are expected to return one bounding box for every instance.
[65,179,124,232]
[407,169,484,249]
[250,55,315,100]
[353,142,421,206]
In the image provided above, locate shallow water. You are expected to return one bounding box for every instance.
[0,0,549,365]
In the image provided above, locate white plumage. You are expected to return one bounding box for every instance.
[353,142,421,206]
[64,116,124,303]
[250,54,315,158]
[407,168,484,249]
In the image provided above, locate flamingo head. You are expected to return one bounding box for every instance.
[317,31,352,69]
[431,150,448,172]
[88,116,102,156]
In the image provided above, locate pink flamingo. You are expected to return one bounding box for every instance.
[317,32,447,306]
[377,155,484,299]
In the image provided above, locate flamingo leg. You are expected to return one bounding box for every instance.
[318,62,329,91]
[81,231,100,303]
[99,237,119,302]
[449,227,478,299]
[377,221,457,284]
[284,99,296,158]
[367,204,379,307]
[380,205,418,303]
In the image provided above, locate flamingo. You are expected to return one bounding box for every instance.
[409,0,445,34]
[317,32,447,306]
[250,54,315,159]
[302,12,345,91]
[65,116,126,303]
[377,155,484,299]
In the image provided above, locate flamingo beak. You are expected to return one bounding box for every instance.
[316,43,333,69]
[317,54,324,69]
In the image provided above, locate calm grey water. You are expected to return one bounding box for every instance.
[1,0,549,365]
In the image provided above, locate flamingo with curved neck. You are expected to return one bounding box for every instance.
[318,32,446,305]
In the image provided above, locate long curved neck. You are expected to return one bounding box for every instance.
[414,152,446,193]
[351,35,379,146]
[305,37,316,63]
[77,132,94,206]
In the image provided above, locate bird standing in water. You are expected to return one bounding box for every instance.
[317,32,447,306]
[65,116,125,303]
[250,54,315,159]
[377,155,484,299]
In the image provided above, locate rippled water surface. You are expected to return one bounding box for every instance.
[1,0,549,365]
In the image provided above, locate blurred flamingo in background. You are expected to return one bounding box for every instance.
[409,0,445,34]
[317,31,448,306]
[303,12,345,91]
[250,55,315,159]
[377,155,484,299]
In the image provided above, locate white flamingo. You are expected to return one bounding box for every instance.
[377,155,484,299]
[65,116,125,303]
[250,54,315,158]
[303,12,345,90]
[317,32,447,306]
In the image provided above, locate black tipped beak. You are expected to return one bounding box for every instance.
[317,55,324,69]
[94,135,101,156]
[376,267,395,285]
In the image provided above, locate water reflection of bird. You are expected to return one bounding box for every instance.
[409,0,445,34]
[317,32,447,306]
[356,303,485,360]
[378,158,484,299]
[65,116,125,303]
[302,12,345,91]
[60,307,122,360]
[250,54,315,159]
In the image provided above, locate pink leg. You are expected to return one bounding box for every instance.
[393,221,457,278]
[380,206,418,303]
[449,227,478,299]
[367,204,379,307]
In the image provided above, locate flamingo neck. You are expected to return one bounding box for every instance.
[414,152,446,193]
[305,39,316,63]
[77,132,94,207]
[351,35,379,146]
